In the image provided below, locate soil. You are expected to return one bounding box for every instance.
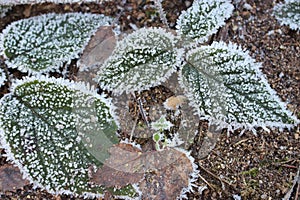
[0,0,299,200]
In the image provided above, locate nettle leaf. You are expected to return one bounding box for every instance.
[0,77,138,198]
[176,0,234,44]
[0,13,113,74]
[273,0,300,31]
[179,41,299,132]
[0,67,6,87]
[97,27,182,94]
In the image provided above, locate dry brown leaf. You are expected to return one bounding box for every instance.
[90,143,144,188]
[0,164,28,192]
[78,26,116,71]
[90,143,195,199]
[139,148,194,200]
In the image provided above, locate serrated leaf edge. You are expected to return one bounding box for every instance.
[176,0,234,44]
[0,12,113,74]
[0,76,126,197]
[178,41,300,133]
[98,27,184,94]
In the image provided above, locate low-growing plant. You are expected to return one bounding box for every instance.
[273,0,300,31]
[0,0,299,199]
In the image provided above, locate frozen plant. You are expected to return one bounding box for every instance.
[0,76,138,198]
[0,0,299,199]
[97,0,299,134]
[273,0,300,31]
[0,13,113,74]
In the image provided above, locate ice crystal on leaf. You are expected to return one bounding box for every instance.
[273,0,300,31]
[0,77,138,198]
[176,0,234,44]
[0,67,6,87]
[0,13,113,74]
[97,27,182,94]
[179,41,299,132]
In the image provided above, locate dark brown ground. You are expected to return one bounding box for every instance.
[0,0,299,199]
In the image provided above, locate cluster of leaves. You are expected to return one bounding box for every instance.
[273,0,300,31]
[0,0,299,199]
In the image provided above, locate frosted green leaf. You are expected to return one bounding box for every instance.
[97,27,182,94]
[273,0,300,31]
[179,41,299,132]
[176,0,234,44]
[0,77,138,198]
[151,115,173,131]
[0,13,113,74]
[0,67,6,87]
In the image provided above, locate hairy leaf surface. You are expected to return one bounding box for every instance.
[176,0,234,44]
[0,77,137,198]
[97,27,182,94]
[180,42,299,132]
[273,0,300,31]
[0,13,113,74]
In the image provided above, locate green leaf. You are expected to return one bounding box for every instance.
[176,0,234,44]
[273,0,300,31]
[179,41,299,132]
[0,77,138,198]
[97,27,182,94]
[151,115,173,131]
[0,13,113,74]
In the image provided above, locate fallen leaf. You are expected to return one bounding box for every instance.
[90,143,144,188]
[78,26,116,71]
[0,164,29,192]
[139,149,194,200]
[90,143,195,199]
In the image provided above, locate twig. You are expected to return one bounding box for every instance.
[198,174,218,190]
[131,93,150,127]
[283,163,300,200]
[199,165,236,189]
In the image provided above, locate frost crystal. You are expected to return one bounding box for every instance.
[151,115,173,131]
[0,67,6,87]
[273,0,300,31]
[176,0,234,44]
[179,41,299,132]
[97,27,182,94]
[0,13,113,74]
[0,76,138,197]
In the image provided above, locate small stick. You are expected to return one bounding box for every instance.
[199,165,236,189]
[198,174,218,190]
[137,98,150,127]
